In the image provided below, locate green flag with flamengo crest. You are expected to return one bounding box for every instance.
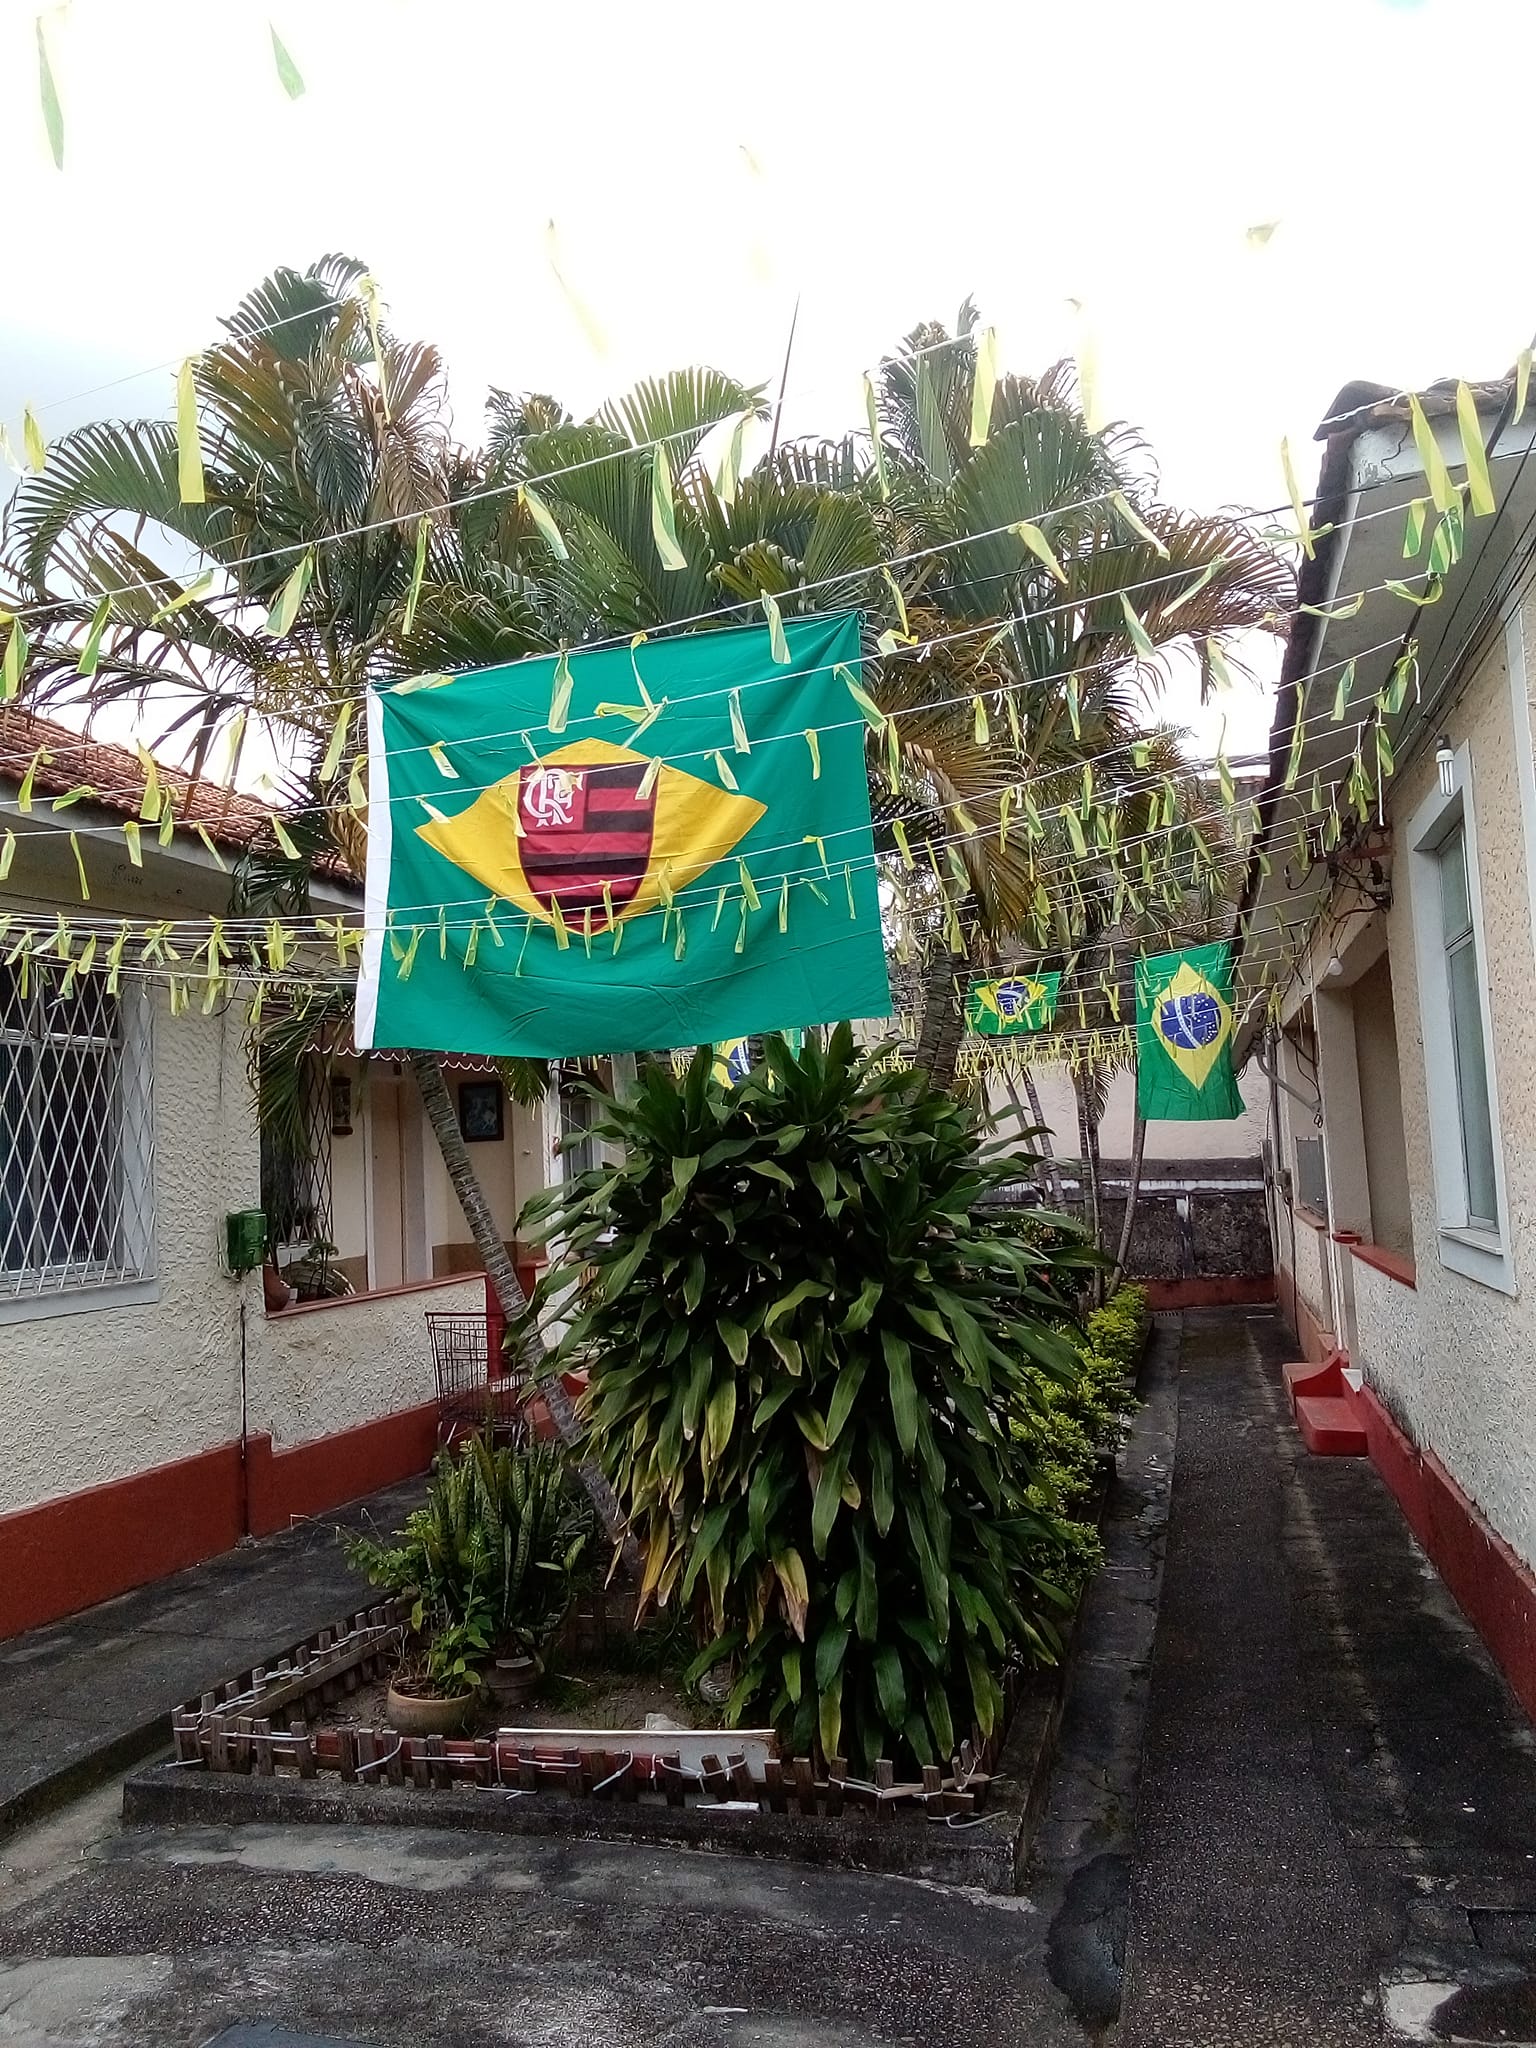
[1136,942,1243,1121]
[355,614,891,1058]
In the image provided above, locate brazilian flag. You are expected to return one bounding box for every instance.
[966,972,1060,1035]
[355,614,891,1058]
[712,1038,753,1085]
[1136,943,1242,1121]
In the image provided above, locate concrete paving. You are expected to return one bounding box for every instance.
[0,1480,424,1835]
[1121,1309,1536,2046]
[9,1308,1536,2044]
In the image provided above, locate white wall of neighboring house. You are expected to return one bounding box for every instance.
[988,1062,1268,1163]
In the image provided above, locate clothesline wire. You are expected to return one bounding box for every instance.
[8,340,1521,648]
[0,727,1383,973]
[0,696,1396,928]
[0,578,1418,844]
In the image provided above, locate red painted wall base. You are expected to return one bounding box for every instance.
[0,1403,441,1643]
[1141,1275,1276,1311]
[1356,1383,1536,1726]
[246,1403,438,1539]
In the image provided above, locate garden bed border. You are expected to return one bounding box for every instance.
[127,1322,1151,1891]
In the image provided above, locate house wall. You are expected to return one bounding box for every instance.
[1349,614,1536,1567]
[329,1063,370,1288]
[1273,607,1536,1576]
[424,1085,547,1272]
[1353,954,1413,1260]
[0,830,525,1639]
[0,988,249,1519]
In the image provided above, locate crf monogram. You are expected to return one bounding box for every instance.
[521,766,584,830]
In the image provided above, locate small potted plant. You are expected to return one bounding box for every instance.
[385,1606,491,1737]
[346,1435,592,1734]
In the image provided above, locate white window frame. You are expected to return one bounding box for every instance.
[1407,743,1515,1294]
[0,972,159,1325]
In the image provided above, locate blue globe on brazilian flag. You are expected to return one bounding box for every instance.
[1136,943,1242,1120]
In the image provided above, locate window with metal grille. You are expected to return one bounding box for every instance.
[559,1078,600,1183]
[0,963,155,1301]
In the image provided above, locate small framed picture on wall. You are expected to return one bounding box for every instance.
[458,1078,505,1143]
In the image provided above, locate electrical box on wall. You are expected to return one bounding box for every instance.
[225,1209,267,1275]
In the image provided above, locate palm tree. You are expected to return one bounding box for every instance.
[862,308,1291,1093]
[0,258,633,1533]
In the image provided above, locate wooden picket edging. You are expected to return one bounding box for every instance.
[171,1600,1003,1820]
[170,1600,411,1771]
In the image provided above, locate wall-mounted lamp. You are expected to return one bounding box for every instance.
[1436,735,1456,797]
[1324,955,1345,978]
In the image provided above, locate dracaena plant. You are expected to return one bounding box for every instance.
[519,1026,1102,1774]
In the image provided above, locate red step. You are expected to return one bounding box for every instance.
[1283,1352,1347,1401]
[1295,1393,1367,1457]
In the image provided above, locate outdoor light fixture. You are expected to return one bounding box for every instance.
[1436,735,1456,797]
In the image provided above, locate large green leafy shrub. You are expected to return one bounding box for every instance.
[347,1435,592,1689]
[521,1027,1102,1772]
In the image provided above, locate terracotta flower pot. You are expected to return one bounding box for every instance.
[488,1655,539,1709]
[385,1681,476,1737]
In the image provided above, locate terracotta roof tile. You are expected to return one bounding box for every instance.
[0,702,282,854]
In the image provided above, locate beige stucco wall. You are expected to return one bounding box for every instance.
[248,1273,486,1452]
[422,1087,547,1260]
[1,827,516,1518]
[1353,954,1413,1260]
[1285,608,1536,1567]
[988,1062,1268,1162]
[1287,1208,1332,1342]
[0,983,252,1518]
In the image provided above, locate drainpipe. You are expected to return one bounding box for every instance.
[238,1290,251,1541]
[1257,1031,1299,1336]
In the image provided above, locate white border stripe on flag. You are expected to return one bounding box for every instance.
[353,687,393,1048]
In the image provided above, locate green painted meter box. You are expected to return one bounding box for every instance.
[225,1210,268,1275]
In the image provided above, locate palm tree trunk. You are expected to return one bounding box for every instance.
[1073,1066,1107,1305]
[409,1051,632,1556]
[1072,1070,1099,1241]
[915,942,969,1092]
[1021,1067,1065,1208]
[1110,1105,1147,1296]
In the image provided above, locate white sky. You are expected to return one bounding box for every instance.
[4,0,1532,767]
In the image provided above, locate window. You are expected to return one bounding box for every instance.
[1294,1135,1329,1218]
[0,963,155,1305]
[559,1080,600,1183]
[1436,826,1498,1226]
[1408,744,1513,1292]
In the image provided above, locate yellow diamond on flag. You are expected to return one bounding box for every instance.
[713,1037,752,1085]
[1149,957,1233,1092]
[415,738,765,932]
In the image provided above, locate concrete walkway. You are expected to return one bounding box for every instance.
[0,1480,422,1836]
[1121,1308,1536,2045]
[10,1312,1536,2044]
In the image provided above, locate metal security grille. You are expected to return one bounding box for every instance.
[0,962,155,1299]
[258,1051,335,1257]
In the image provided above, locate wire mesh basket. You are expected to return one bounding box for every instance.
[425,1311,529,1446]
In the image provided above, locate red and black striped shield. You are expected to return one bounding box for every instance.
[516,757,654,925]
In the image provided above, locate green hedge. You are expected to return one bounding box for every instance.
[1020,1284,1148,1596]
